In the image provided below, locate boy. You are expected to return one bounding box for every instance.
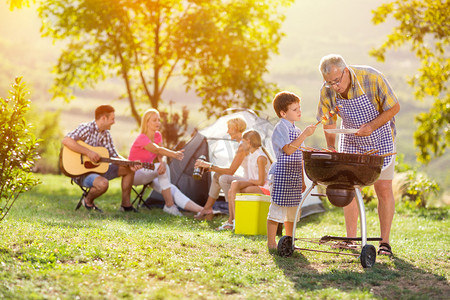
[267,91,316,250]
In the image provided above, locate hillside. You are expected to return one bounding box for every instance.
[0,0,448,192]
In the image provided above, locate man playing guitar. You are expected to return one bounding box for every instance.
[62,105,141,213]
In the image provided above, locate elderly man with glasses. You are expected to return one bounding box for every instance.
[316,54,400,257]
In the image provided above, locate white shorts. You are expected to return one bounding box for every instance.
[378,154,396,181]
[267,202,300,223]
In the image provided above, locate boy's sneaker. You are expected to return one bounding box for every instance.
[163,205,183,216]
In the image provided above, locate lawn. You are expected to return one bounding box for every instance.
[0,174,448,299]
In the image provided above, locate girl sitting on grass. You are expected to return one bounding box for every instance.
[217,130,271,231]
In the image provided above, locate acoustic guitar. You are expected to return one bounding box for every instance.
[60,140,154,177]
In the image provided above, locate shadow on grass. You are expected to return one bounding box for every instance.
[273,246,449,299]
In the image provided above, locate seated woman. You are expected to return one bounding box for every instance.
[194,117,248,220]
[217,130,271,230]
[129,109,203,216]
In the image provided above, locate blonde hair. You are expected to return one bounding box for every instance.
[227,117,247,133]
[243,129,274,164]
[242,130,262,148]
[140,108,159,134]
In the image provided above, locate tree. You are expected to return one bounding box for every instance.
[38,0,293,125]
[0,77,41,221]
[159,102,189,150]
[6,0,31,10]
[370,0,450,164]
[28,109,64,174]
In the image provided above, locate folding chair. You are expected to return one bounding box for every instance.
[131,182,152,210]
[71,178,90,211]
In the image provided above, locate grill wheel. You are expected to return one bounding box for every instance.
[360,244,377,268]
[277,235,294,257]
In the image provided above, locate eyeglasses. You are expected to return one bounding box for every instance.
[324,68,346,88]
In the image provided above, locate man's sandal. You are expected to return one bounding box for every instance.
[378,242,393,256]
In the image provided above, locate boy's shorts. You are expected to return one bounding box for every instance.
[267,201,300,223]
[79,164,119,188]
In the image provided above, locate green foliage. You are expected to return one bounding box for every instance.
[6,0,31,10]
[28,108,64,174]
[362,154,410,204]
[361,185,376,204]
[391,153,441,208]
[159,102,189,150]
[414,98,450,164]
[38,0,293,124]
[401,170,440,208]
[363,154,441,207]
[370,0,450,164]
[394,153,413,173]
[0,77,41,221]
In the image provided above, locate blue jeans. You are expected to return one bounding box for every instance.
[79,164,119,188]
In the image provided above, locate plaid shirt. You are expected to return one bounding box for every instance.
[66,120,119,158]
[317,65,398,133]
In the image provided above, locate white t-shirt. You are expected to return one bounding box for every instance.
[246,147,269,181]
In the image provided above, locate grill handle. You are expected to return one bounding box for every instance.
[311,193,326,197]
[311,153,333,160]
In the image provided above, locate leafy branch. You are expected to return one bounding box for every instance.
[370,0,449,164]
[0,77,41,221]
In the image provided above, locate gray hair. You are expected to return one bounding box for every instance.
[319,54,347,75]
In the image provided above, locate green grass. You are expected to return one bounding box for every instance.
[0,174,449,299]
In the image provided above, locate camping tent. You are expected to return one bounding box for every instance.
[146,108,325,217]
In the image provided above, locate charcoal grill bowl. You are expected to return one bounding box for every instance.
[303,151,384,188]
[326,185,356,207]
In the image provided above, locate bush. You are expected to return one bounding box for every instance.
[401,170,440,208]
[394,154,441,208]
[395,153,413,173]
[0,77,41,221]
[159,103,189,150]
[361,186,376,204]
[28,109,64,174]
[361,154,407,204]
[362,154,441,208]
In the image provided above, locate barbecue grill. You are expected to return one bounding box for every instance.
[277,151,385,268]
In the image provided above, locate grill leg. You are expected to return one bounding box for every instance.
[292,183,316,248]
[355,187,367,247]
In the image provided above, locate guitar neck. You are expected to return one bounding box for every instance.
[99,157,148,168]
